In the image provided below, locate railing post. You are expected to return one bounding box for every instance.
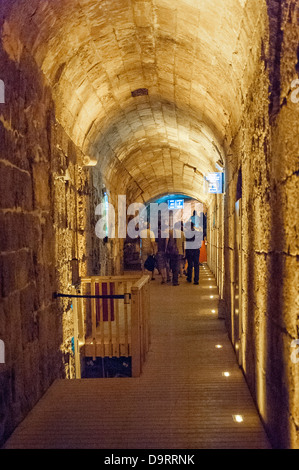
[91,279,97,360]
[72,287,81,379]
[131,286,141,377]
[143,282,150,357]
[69,274,150,378]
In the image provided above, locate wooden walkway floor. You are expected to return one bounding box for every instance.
[4,265,271,449]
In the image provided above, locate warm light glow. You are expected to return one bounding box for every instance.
[233,415,244,423]
[212,310,216,314]
[222,372,230,377]
[215,345,223,349]
[210,296,214,299]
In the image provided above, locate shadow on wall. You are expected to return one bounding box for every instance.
[244,143,291,450]
[245,199,257,400]
[264,182,291,449]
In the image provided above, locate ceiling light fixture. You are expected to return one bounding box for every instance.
[131,88,148,97]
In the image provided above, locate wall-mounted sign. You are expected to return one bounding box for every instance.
[168,199,184,210]
[205,173,224,194]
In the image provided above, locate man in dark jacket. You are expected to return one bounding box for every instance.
[185,222,200,285]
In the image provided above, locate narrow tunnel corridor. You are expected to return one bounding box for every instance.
[0,0,298,450]
[4,266,271,449]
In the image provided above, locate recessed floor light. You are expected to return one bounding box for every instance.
[215,345,223,349]
[222,372,230,377]
[212,310,216,314]
[210,296,214,299]
[233,415,244,423]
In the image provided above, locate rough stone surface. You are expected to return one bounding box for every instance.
[0,0,298,449]
[219,0,299,449]
[0,7,112,444]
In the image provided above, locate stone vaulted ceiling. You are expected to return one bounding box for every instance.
[2,0,266,203]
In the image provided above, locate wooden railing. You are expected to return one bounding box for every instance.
[72,274,151,378]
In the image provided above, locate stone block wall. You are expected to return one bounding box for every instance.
[222,0,299,449]
[0,30,111,444]
[207,193,225,300]
[0,0,297,452]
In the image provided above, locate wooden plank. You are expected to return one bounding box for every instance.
[77,289,84,342]
[145,282,151,352]
[124,281,129,357]
[90,280,97,360]
[131,287,141,377]
[115,281,120,358]
[99,281,105,357]
[72,287,81,379]
[108,282,113,358]
[140,287,145,371]
[81,275,141,284]
[132,274,150,290]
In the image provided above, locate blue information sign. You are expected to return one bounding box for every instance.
[168,199,184,210]
[206,173,223,194]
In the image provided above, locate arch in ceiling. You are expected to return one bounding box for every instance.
[144,192,205,207]
[2,0,267,203]
[86,96,225,203]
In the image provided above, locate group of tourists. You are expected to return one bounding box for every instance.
[140,218,201,286]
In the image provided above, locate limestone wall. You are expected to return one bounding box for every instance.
[0,32,111,444]
[207,193,224,301]
[0,0,297,451]
[222,0,299,449]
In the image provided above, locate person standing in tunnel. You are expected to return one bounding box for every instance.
[166,222,185,286]
[190,210,200,229]
[140,222,157,279]
[166,231,179,286]
[186,222,200,285]
[176,221,186,278]
[156,221,170,284]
